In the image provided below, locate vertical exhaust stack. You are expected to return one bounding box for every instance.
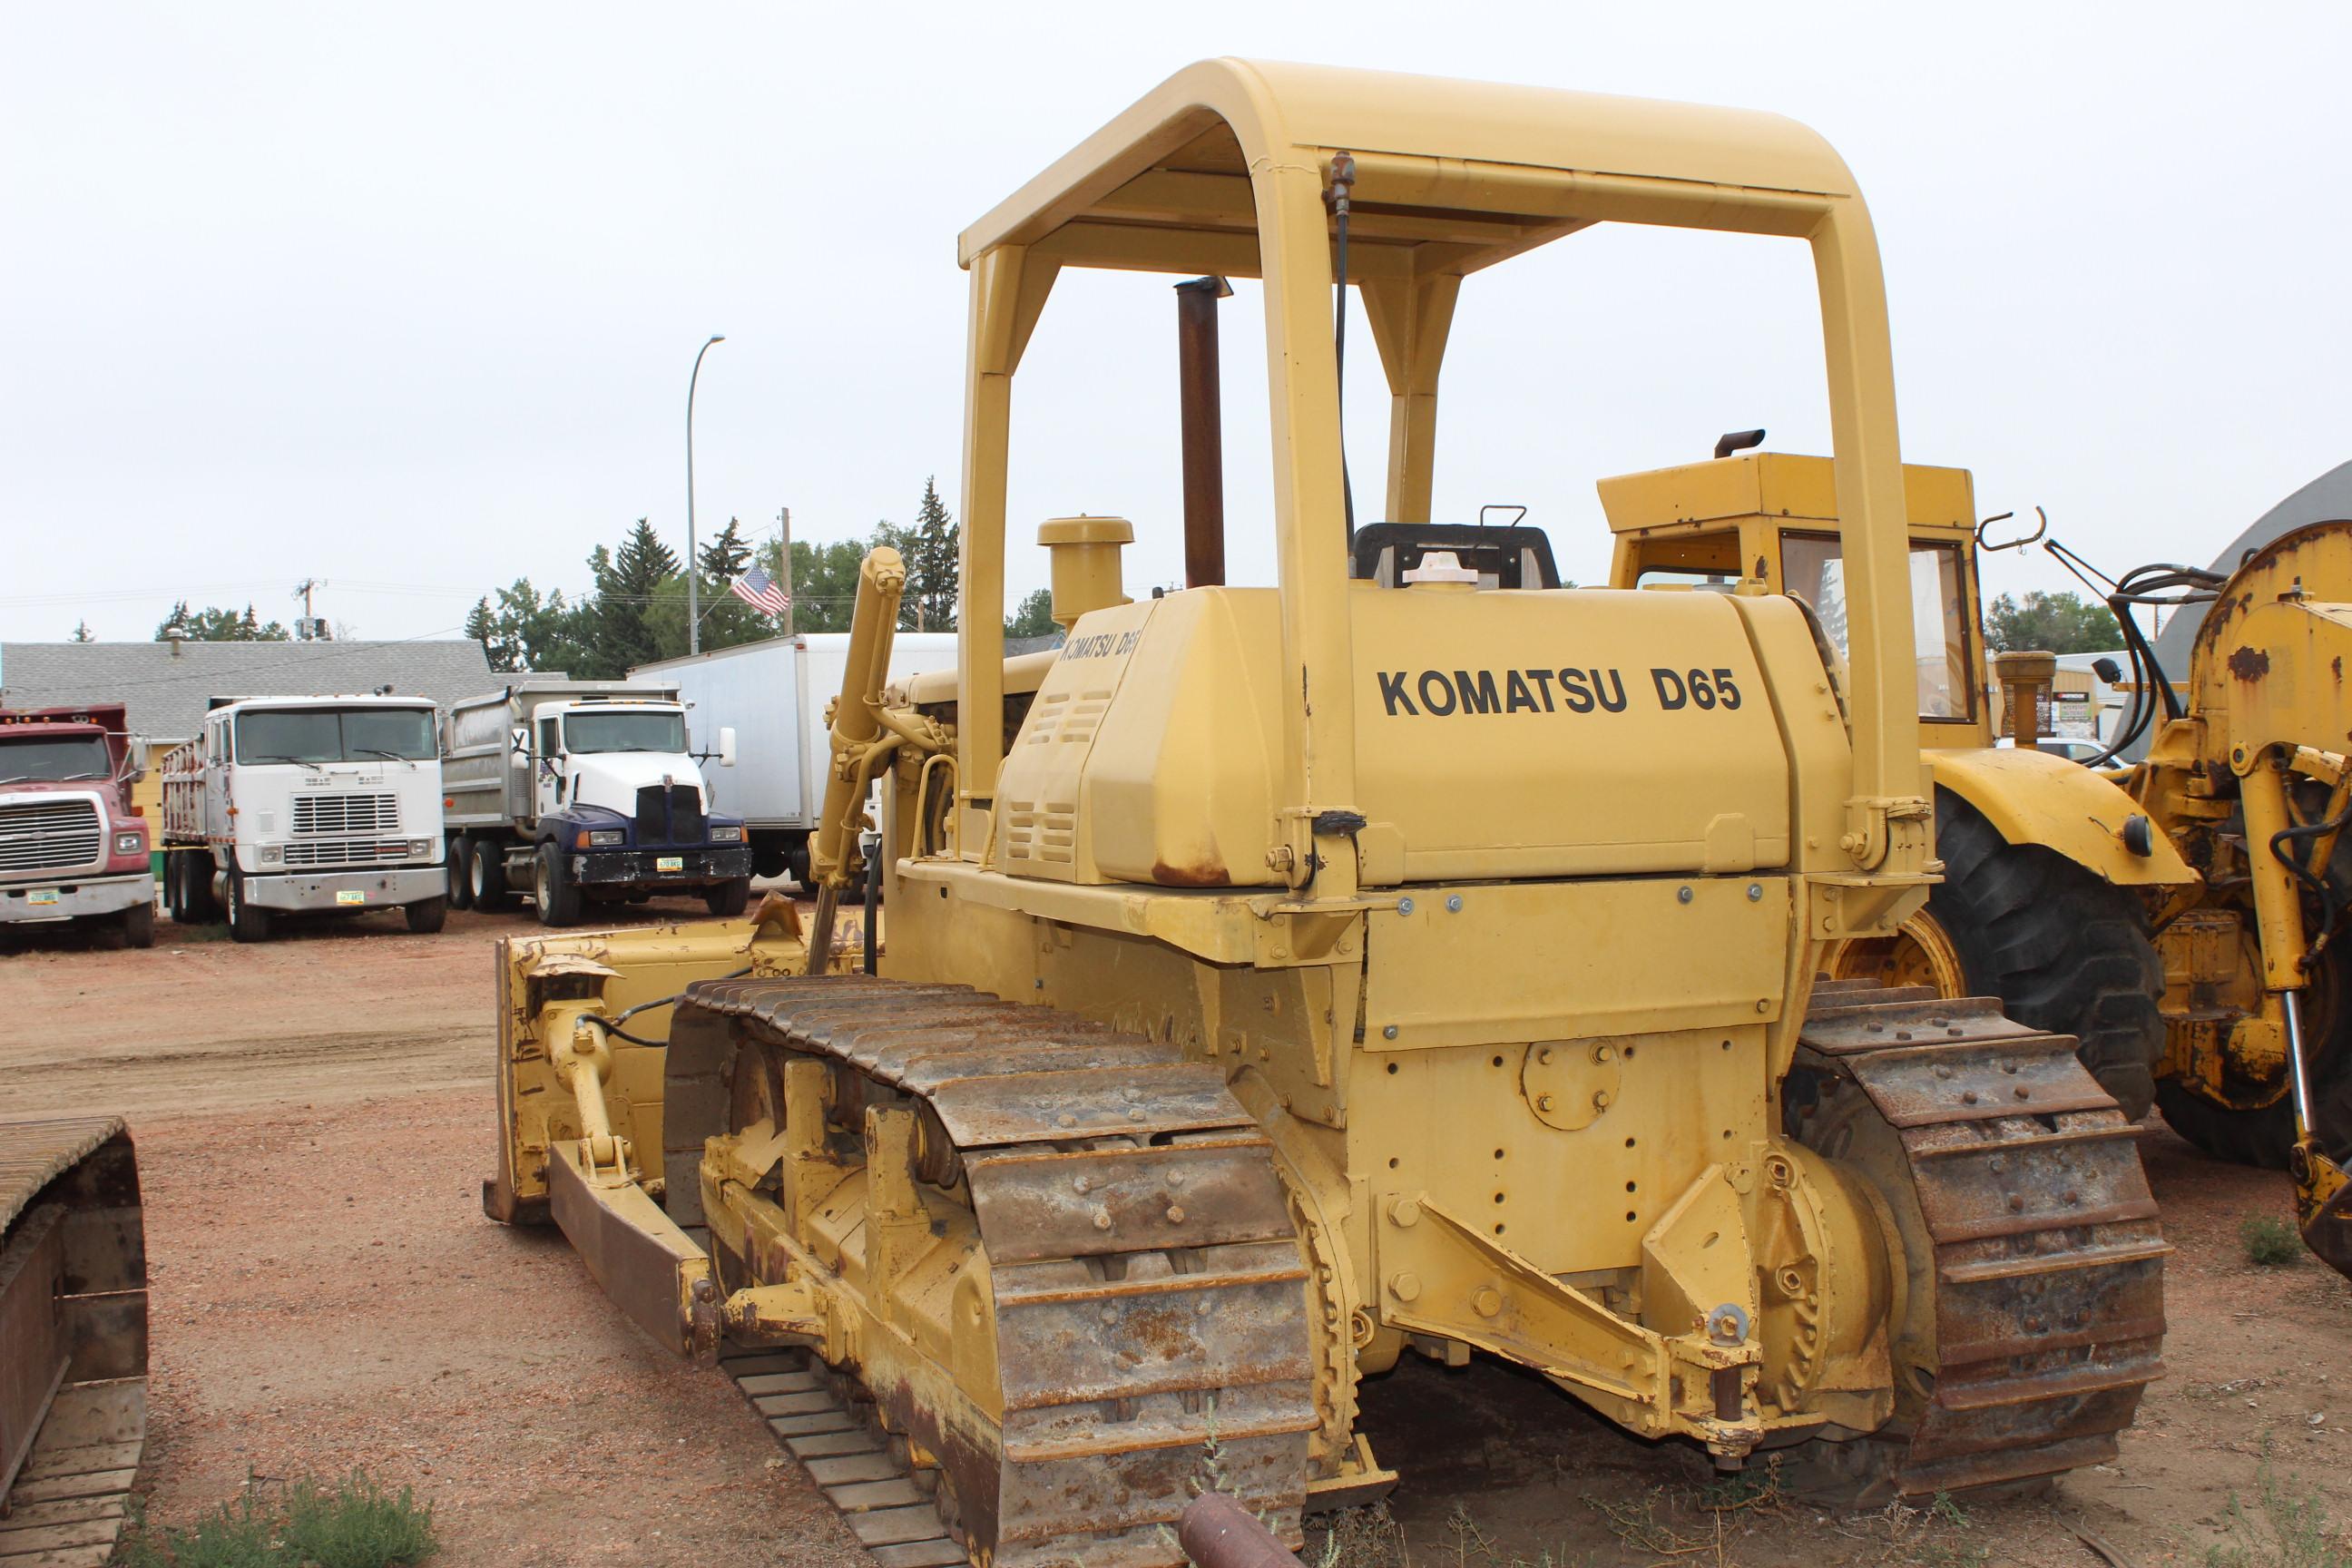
[1175,276,1230,589]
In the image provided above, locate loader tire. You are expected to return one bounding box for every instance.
[534,843,582,927]
[226,871,271,944]
[2157,936,2352,1169]
[1834,789,2164,1121]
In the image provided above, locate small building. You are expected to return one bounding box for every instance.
[0,639,525,820]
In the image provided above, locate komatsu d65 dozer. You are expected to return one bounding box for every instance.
[486,61,2167,1565]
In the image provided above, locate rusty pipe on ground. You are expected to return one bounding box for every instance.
[1178,1492,1300,1568]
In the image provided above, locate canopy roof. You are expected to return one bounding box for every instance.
[958,58,1862,281]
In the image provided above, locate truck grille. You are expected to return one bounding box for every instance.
[0,799,103,873]
[291,794,400,836]
[635,784,705,845]
[282,839,414,868]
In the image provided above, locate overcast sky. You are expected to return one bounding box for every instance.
[5,2,2347,644]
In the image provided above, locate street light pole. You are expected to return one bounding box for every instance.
[685,333,726,655]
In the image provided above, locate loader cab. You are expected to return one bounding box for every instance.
[1600,451,1994,750]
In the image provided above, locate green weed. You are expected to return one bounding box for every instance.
[2244,1215,2305,1267]
[115,1470,435,1568]
[2209,1454,2352,1568]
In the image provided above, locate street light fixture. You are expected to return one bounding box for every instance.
[686,334,726,655]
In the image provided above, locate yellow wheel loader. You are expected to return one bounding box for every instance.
[0,1118,149,1564]
[486,62,2166,1564]
[1602,455,2196,1125]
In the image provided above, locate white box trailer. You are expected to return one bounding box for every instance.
[633,632,956,884]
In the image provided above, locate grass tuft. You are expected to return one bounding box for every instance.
[2209,1453,2352,1568]
[2244,1215,2305,1268]
[116,1470,436,1568]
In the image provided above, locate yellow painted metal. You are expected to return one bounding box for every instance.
[1928,747,2193,888]
[485,62,2168,1545]
[1035,515,1133,630]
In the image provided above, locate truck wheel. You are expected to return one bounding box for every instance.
[469,838,511,912]
[705,878,750,917]
[225,872,272,944]
[405,896,448,935]
[534,843,583,927]
[1830,789,2164,1121]
[750,833,790,881]
[787,840,812,890]
[119,901,155,950]
[446,838,474,911]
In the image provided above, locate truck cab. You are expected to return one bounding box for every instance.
[0,704,152,946]
[440,681,751,926]
[160,694,448,942]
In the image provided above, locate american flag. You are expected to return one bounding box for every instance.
[729,564,791,617]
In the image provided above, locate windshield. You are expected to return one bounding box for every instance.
[1779,534,1974,722]
[564,710,686,755]
[235,708,436,763]
[0,735,112,782]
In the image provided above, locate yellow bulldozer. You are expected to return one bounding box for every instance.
[1603,452,2352,1271]
[486,61,2167,1563]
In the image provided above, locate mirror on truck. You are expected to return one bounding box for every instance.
[718,726,738,769]
[509,726,530,770]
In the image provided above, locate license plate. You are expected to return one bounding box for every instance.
[335,890,367,906]
[27,889,58,906]
[656,856,683,873]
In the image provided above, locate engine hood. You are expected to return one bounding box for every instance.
[568,752,707,818]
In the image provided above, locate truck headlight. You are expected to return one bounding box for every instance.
[408,838,431,857]
[113,832,142,855]
[260,844,283,866]
[579,829,625,848]
[708,825,743,843]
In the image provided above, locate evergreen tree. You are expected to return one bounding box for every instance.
[581,520,680,675]
[70,619,93,642]
[153,602,290,641]
[878,477,959,631]
[699,517,752,582]
[1005,588,1060,642]
[466,579,590,673]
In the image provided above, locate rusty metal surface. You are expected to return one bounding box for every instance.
[544,1142,712,1360]
[0,1115,146,1560]
[1796,990,2168,1495]
[670,976,1314,1567]
[1179,1490,1298,1568]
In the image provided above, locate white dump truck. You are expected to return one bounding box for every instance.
[159,694,447,942]
[633,632,956,886]
[440,680,751,926]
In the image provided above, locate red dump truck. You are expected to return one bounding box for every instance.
[0,703,153,946]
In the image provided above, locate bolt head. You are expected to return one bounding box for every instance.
[1093,1210,1113,1230]
[1397,897,1415,915]
[1383,1024,1398,1040]
[1678,886,1695,905]
[1389,1270,1423,1302]
[1473,1287,1503,1318]
[1166,1204,1187,1223]
[1535,1093,1555,1112]
[1446,895,1464,913]
[1592,1089,1612,1109]
[1747,883,1763,901]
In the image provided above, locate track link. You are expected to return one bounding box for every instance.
[670,978,1316,1568]
[1794,981,2169,1494]
[0,1116,147,1567]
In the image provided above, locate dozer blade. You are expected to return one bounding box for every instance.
[0,1116,147,1567]
[544,1142,719,1362]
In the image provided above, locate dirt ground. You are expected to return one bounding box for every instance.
[5,901,2348,1567]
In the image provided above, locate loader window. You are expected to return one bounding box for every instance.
[1779,534,1974,722]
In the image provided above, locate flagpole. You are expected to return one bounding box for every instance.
[777,505,795,638]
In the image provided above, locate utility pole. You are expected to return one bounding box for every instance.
[292,578,328,640]
[686,334,726,655]
[777,505,795,637]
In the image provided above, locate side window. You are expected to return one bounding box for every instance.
[539,719,560,757]
[1778,533,1975,722]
